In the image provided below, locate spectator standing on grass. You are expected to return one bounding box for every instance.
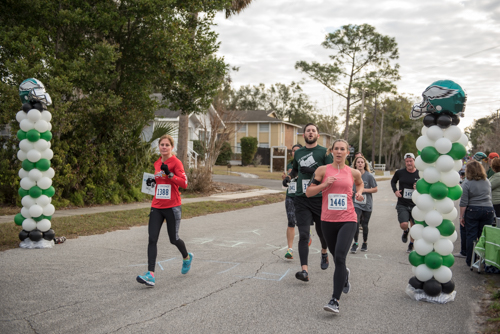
[487,152,499,179]
[489,158,500,218]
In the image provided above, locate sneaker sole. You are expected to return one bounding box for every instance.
[350,249,357,254]
[361,249,368,252]
[295,272,309,282]
[323,305,339,313]
[285,253,293,259]
[136,277,155,287]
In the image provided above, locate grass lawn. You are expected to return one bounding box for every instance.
[0,193,286,252]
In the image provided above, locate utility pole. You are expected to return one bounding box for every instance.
[358,90,365,153]
[378,106,385,165]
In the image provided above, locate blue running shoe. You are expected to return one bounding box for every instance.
[136,272,155,287]
[181,253,193,274]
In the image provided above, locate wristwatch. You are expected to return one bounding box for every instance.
[168,172,174,179]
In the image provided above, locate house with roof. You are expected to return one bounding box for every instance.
[224,110,302,154]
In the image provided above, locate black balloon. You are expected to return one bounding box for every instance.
[423,279,442,297]
[32,102,44,111]
[29,230,43,242]
[423,114,437,127]
[437,114,452,129]
[43,229,55,241]
[451,115,460,126]
[19,230,29,241]
[441,280,455,294]
[22,103,32,113]
[409,276,424,290]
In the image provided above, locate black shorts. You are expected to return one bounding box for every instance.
[293,196,322,227]
[285,196,297,228]
[396,204,414,224]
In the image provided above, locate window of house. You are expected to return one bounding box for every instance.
[236,143,242,153]
[199,130,211,142]
[237,124,247,133]
[259,123,269,132]
[258,143,269,148]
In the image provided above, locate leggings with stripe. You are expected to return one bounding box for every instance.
[148,206,188,272]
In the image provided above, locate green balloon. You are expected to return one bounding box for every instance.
[14,213,25,226]
[33,215,44,222]
[17,130,27,140]
[36,159,51,172]
[409,251,425,267]
[29,186,43,198]
[416,179,432,194]
[42,215,52,221]
[40,131,52,141]
[448,185,463,201]
[429,182,449,200]
[417,150,421,155]
[442,254,455,267]
[414,220,428,227]
[421,146,440,163]
[42,186,55,197]
[18,188,29,198]
[437,219,455,237]
[26,129,41,142]
[448,143,467,160]
[22,159,36,171]
[425,252,443,269]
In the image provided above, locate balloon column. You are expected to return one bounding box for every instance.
[13,79,56,248]
[407,80,468,301]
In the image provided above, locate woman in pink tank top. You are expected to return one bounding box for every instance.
[305,139,364,315]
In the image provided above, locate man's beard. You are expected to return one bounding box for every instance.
[304,136,318,144]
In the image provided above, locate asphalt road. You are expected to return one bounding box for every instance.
[0,180,489,334]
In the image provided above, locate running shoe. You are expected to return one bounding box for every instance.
[406,243,414,253]
[321,253,329,270]
[323,298,339,314]
[136,272,155,287]
[453,252,466,258]
[343,268,350,294]
[401,229,409,243]
[308,229,312,247]
[361,243,368,252]
[285,248,293,259]
[295,270,309,282]
[350,242,358,254]
[181,253,194,274]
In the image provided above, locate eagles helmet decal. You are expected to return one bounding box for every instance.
[19,78,52,107]
[411,80,466,119]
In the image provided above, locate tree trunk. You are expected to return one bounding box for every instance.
[358,90,365,152]
[371,99,378,165]
[177,114,189,169]
[378,107,384,164]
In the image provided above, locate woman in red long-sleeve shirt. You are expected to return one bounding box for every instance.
[136,134,192,287]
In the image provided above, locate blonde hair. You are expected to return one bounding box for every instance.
[354,156,371,173]
[465,160,487,181]
[159,134,174,147]
[330,139,349,151]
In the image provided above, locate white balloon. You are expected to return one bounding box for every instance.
[18,168,29,179]
[414,239,434,256]
[444,126,462,142]
[20,119,35,131]
[27,109,42,122]
[434,238,454,256]
[433,266,452,284]
[16,110,28,122]
[412,206,427,221]
[37,219,51,232]
[19,139,34,152]
[435,155,455,172]
[447,231,458,243]
[47,122,52,131]
[416,194,435,212]
[435,197,455,215]
[34,139,49,151]
[27,149,41,163]
[419,170,424,178]
[422,226,441,244]
[21,206,32,218]
[35,195,51,207]
[35,120,49,132]
[415,156,433,171]
[43,204,55,216]
[423,167,441,184]
[17,150,27,161]
[421,126,428,136]
[458,133,469,147]
[442,207,458,221]
[37,177,52,190]
[40,149,53,160]
[28,169,43,182]
[29,204,43,218]
[415,263,434,281]
[22,218,37,232]
[425,210,443,227]
[21,196,36,208]
[434,138,452,154]
[40,110,52,122]
[42,168,55,179]
[412,190,420,205]
[441,170,460,187]
[20,177,36,190]
[453,159,463,172]
[416,135,435,151]
[410,224,424,240]
[426,125,444,141]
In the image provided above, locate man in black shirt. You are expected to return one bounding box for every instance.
[390,153,420,253]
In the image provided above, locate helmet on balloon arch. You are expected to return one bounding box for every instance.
[19,78,52,107]
[411,80,467,119]
[473,152,487,162]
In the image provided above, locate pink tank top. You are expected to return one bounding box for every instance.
[321,164,357,223]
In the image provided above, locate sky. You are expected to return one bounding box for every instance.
[212,0,500,132]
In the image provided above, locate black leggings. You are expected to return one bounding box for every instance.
[148,206,188,272]
[354,208,372,243]
[321,221,357,300]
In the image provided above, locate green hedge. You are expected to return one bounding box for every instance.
[216,142,232,165]
[240,137,258,166]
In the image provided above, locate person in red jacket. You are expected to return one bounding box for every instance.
[136,134,192,287]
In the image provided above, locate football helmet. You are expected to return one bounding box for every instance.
[411,80,466,119]
[19,78,52,107]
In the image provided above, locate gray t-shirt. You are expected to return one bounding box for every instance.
[353,171,378,212]
[459,179,493,208]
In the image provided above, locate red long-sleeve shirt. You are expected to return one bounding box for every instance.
[151,156,187,209]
